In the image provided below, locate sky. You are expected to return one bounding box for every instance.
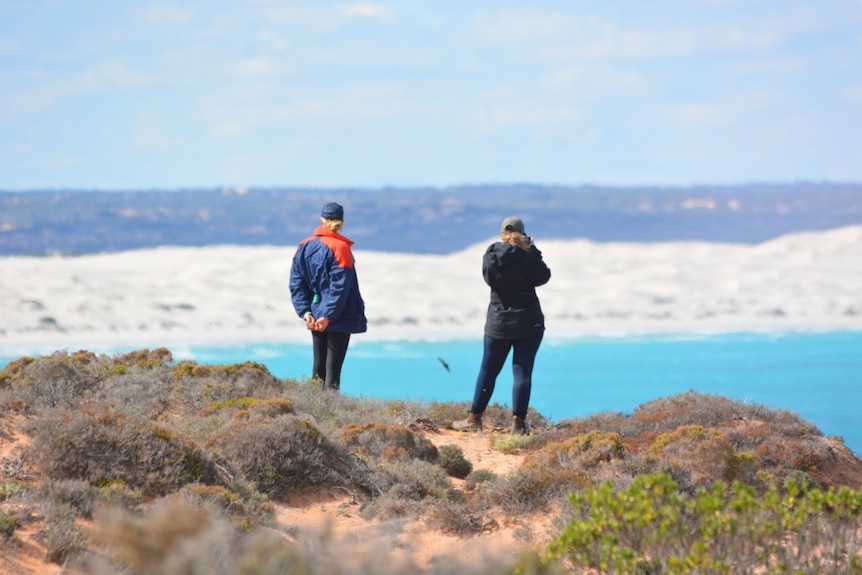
[2,1,862,190]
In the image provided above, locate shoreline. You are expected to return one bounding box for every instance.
[3,320,861,360]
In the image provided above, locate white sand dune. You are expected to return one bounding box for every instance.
[1,225,861,354]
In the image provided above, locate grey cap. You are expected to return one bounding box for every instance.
[501,216,525,234]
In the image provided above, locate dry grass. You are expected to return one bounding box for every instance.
[1,349,861,573]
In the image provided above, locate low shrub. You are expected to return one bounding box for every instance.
[340,422,438,462]
[26,409,215,496]
[362,458,457,520]
[7,352,100,410]
[425,499,491,536]
[488,432,531,454]
[465,468,497,491]
[37,501,88,565]
[437,444,472,478]
[0,512,16,539]
[649,424,733,486]
[482,429,624,514]
[39,479,97,519]
[0,356,35,388]
[217,415,373,498]
[0,479,28,501]
[179,482,275,529]
[109,347,174,370]
[549,473,862,575]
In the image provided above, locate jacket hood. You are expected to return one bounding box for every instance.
[313,225,354,247]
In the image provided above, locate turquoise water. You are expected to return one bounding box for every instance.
[2,330,861,455]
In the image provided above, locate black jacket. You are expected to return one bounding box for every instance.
[482,241,551,339]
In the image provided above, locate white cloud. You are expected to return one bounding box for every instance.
[717,26,779,51]
[341,3,391,20]
[478,103,585,131]
[842,84,862,102]
[233,57,281,78]
[472,7,803,63]
[210,122,245,137]
[138,5,197,25]
[78,61,151,90]
[475,9,574,43]
[474,10,698,60]
[669,102,736,128]
[729,56,807,75]
[0,38,16,56]
[7,60,155,114]
[542,64,648,103]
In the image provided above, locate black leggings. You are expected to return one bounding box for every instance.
[311,330,351,391]
[470,331,544,419]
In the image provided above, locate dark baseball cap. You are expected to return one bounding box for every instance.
[321,202,344,220]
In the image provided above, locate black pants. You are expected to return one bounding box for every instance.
[470,331,544,419]
[311,330,351,391]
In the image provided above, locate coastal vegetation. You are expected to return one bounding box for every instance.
[1,348,861,573]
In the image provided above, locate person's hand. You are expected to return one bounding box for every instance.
[304,313,315,330]
[511,234,534,251]
[314,317,330,331]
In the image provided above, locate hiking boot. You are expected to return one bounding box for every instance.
[511,415,528,435]
[452,412,483,432]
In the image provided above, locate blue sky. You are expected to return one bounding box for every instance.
[2,1,861,190]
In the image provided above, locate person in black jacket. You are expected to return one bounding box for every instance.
[453,216,551,434]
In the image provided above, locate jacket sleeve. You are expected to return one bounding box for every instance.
[525,246,551,287]
[289,245,313,317]
[318,248,356,321]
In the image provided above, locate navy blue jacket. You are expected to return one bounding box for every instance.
[290,226,367,334]
[482,241,551,339]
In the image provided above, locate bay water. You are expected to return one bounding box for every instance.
[2,330,860,455]
[150,330,862,456]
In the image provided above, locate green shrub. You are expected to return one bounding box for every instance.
[488,432,531,453]
[26,409,215,496]
[178,482,275,529]
[38,501,88,565]
[0,479,28,501]
[39,479,97,519]
[340,422,438,462]
[438,444,473,479]
[110,347,173,370]
[7,352,102,410]
[97,480,144,510]
[549,473,862,574]
[649,424,733,486]
[0,512,16,539]
[0,356,35,388]
[483,430,624,514]
[465,468,497,491]
[217,415,373,498]
[425,499,489,536]
[373,458,456,506]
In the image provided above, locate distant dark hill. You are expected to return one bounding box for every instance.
[1,183,861,255]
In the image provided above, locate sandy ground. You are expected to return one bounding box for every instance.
[277,429,542,571]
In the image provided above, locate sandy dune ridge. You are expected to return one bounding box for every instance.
[1,225,861,353]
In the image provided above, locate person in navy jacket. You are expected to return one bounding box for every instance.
[453,216,551,434]
[290,202,367,391]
